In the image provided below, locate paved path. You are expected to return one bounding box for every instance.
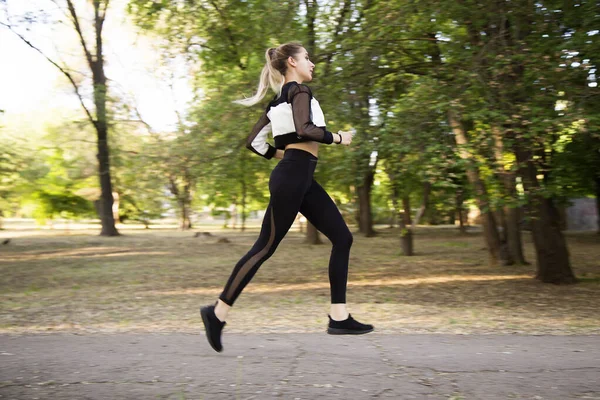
[1,333,599,399]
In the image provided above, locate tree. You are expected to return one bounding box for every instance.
[433,0,586,281]
[448,110,513,266]
[1,0,119,235]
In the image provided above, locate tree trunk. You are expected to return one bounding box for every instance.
[448,110,512,266]
[402,195,412,225]
[514,144,576,283]
[497,207,508,241]
[88,2,118,237]
[596,176,600,234]
[182,172,193,230]
[169,176,192,230]
[493,127,527,264]
[180,202,192,230]
[180,179,192,230]
[503,168,528,265]
[389,185,399,228]
[357,168,376,236]
[305,221,322,244]
[400,195,413,255]
[456,189,467,234]
[412,181,431,227]
[304,0,316,55]
[529,198,574,283]
[94,72,118,235]
[505,204,527,264]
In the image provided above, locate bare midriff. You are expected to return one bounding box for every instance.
[285,141,319,157]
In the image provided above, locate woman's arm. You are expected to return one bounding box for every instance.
[246,111,277,159]
[289,84,334,144]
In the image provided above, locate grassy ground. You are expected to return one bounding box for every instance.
[1,224,599,335]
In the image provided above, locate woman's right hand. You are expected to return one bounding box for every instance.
[337,130,353,146]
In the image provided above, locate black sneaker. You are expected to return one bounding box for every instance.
[200,304,226,352]
[327,314,374,335]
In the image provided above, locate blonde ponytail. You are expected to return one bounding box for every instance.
[234,43,304,107]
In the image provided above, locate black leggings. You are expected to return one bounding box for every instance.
[219,149,353,306]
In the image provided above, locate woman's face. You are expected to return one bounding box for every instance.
[291,48,315,82]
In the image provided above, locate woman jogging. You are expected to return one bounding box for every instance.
[201,42,373,353]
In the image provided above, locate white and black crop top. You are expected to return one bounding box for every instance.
[246,81,334,159]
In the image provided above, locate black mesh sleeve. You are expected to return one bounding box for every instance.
[246,111,277,159]
[288,84,334,144]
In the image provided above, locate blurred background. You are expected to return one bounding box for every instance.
[1,0,599,285]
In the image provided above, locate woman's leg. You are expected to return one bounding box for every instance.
[202,157,310,352]
[298,179,353,309]
[299,179,373,335]
[218,198,301,307]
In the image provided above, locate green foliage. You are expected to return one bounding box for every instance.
[3,0,598,232]
[1,120,98,223]
[31,190,94,223]
[27,144,96,223]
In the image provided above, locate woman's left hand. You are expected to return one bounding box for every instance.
[337,131,353,146]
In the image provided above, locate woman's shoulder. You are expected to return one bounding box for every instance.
[284,81,313,98]
[284,81,311,91]
[267,82,313,109]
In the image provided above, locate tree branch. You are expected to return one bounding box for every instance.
[65,0,94,70]
[94,0,110,64]
[49,0,73,26]
[101,0,110,22]
[0,21,96,126]
[132,106,160,138]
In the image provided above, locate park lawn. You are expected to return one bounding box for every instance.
[0,225,599,335]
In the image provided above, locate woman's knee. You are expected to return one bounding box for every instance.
[333,229,353,249]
